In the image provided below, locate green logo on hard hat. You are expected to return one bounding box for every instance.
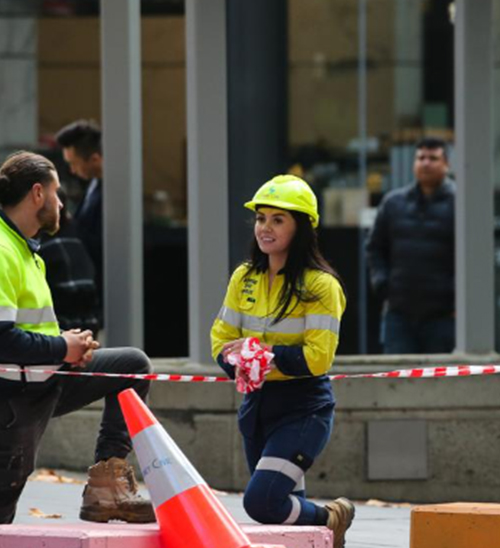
[263,186,278,198]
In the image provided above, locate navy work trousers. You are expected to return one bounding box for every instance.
[242,407,333,525]
[381,310,455,354]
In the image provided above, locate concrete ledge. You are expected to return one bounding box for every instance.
[246,525,332,547]
[0,523,332,548]
[0,524,161,548]
[38,354,500,502]
[410,503,500,548]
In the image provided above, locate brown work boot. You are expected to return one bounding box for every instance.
[325,497,355,548]
[80,457,155,523]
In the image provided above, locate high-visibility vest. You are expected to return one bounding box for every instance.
[0,215,61,382]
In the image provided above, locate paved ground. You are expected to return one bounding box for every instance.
[13,469,411,548]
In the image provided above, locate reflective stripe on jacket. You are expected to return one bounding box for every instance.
[211,264,346,381]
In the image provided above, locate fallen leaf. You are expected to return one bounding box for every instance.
[365,498,391,507]
[29,507,63,519]
[29,469,84,484]
[364,499,412,508]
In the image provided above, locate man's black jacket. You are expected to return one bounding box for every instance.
[366,178,455,320]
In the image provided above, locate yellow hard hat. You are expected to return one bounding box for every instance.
[244,175,319,228]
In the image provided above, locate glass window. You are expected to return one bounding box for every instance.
[288,0,455,354]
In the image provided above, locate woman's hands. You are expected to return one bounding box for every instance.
[221,338,245,362]
[222,338,273,362]
[222,338,275,393]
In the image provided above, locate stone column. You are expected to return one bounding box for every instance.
[393,0,423,126]
[0,0,38,157]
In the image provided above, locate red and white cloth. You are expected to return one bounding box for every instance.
[226,337,274,393]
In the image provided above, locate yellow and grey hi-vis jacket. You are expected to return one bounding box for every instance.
[0,211,66,383]
[211,263,346,382]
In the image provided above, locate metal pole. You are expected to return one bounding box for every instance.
[227,0,288,269]
[186,0,229,364]
[358,0,368,354]
[100,0,144,348]
[454,0,494,353]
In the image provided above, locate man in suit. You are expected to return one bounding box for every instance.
[56,120,103,305]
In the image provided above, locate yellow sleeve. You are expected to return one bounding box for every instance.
[302,272,346,375]
[0,245,22,311]
[210,265,248,361]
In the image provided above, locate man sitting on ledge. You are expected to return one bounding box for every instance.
[0,151,155,524]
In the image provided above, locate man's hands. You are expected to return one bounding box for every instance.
[62,329,100,368]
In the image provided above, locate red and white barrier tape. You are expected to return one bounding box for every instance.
[1,364,500,382]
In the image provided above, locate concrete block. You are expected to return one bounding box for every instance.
[367,420,427,480]
[305,418,365,499]
[0,523,331,548]
[410,503,500,548]
[38,410,101,469]
[233,429,252,492]
[244,525,333,547]
[33,355,500,502]
[189,413,237,488]
[152,412,240,490]
[427,418,500,489]
[149,378,238,411]
[0,524,161,548]
[335,375,500,410]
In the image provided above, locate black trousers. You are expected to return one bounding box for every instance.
[0,347,152,524]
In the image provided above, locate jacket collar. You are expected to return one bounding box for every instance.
[0,209,41,253]
[409,177,455,200]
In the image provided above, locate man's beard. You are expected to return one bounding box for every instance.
[37,202,60,236]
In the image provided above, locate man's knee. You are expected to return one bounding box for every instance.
[114,347,152,375]
[128,348,152,374]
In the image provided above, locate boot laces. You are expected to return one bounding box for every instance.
[125,466,139,495]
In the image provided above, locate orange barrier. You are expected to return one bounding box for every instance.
[410,502,500,548]
[118,388,285,548]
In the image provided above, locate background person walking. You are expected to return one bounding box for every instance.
[366,137,455,354]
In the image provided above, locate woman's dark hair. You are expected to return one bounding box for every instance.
[246,209,344,323]
[0,151,56,207]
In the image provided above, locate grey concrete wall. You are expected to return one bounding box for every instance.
[38,354,500,503]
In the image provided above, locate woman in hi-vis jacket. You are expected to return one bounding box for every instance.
[211,175,355,548]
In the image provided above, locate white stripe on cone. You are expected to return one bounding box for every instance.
[133,423,205,508]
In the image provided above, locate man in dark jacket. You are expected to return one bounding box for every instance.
[366,137,455,354]
[56,120,103,306]
[39,188,101,336]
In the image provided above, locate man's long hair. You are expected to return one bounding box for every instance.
[0,151,56,208]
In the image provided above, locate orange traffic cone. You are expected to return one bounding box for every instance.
[118,388,285,548]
